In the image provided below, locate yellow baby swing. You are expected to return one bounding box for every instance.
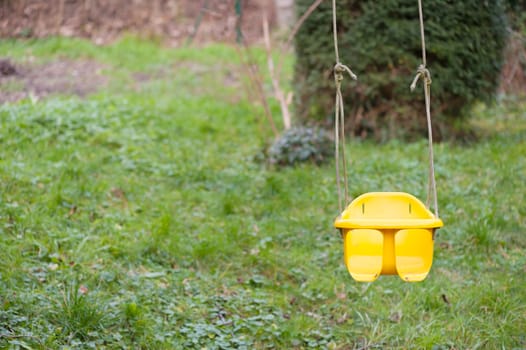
[331,0,443,282]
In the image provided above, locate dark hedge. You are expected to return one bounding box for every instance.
[294,0,509,140]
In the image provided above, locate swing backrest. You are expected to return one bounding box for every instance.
[336,192,442,229]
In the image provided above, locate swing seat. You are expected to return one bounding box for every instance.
[334,192,443,282]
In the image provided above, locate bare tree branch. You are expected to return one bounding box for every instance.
[234,43,280,138]
[263,10,291,129]
[276,0,326,77]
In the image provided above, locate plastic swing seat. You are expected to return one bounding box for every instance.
[334,192,443,282]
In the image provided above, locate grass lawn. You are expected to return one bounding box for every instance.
[0,37,525,349]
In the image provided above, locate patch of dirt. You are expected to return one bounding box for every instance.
[0,58,108,103]
[0,0,275,46]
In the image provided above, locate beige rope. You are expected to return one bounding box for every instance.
[334,83,342,211]
[332,0,357,211]
[331,0,438,216]
[411,0,439,218]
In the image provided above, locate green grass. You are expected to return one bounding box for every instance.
[0,37,525,349]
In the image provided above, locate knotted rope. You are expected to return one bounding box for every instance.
[331,0,439,217]
[332,0,357,212]
[411,0,439,218]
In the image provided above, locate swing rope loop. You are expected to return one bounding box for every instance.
[410,64,431,92]
[332,0,357,212]
[411,0,439,218]
[335,63,358,82]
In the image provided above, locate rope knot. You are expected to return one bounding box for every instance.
[334,62,357,85]
[410,64,432,91]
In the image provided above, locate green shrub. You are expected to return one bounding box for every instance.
[506,0,526,13]
[505,0,526,31]
[268,126,333,167]
[294,0,508,140]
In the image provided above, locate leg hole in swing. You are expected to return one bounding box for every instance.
[344,229,383,282]
[395,229,433,282]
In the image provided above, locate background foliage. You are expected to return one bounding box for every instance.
[0,37,525,349]
[294,0,509,141]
